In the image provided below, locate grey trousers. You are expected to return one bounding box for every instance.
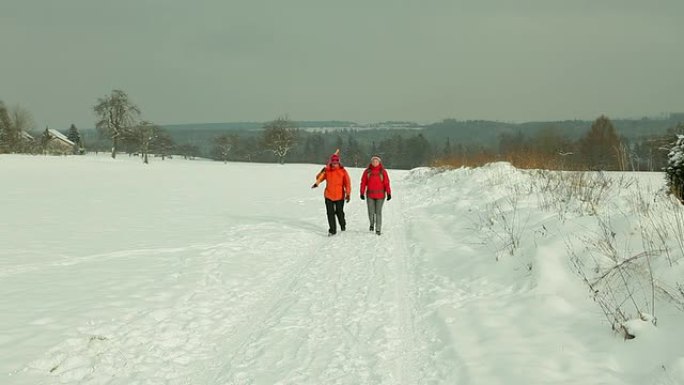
[367,198,385,231]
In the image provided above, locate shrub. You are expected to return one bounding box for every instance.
[665,135,684,201]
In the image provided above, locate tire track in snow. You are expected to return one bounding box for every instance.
[382,195,434,385]
[205,227,332,384]
[210,195,436,385]
[211,231,387,384]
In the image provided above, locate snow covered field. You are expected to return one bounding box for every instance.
[1,154,683,385]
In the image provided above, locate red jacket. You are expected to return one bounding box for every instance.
[360,164,391,200]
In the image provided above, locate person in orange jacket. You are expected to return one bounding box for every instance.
[312,151,351,235]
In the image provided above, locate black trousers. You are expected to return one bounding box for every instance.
[325,198,346,234]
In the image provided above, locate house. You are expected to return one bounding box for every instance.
[44,128,75,155]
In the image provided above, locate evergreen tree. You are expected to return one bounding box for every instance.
[311,133,326,163]
[346,134,362,167]
[443,137,452,159]
[335,135,344,155]
[377,135,407,168]
[665,134,684,201]
[302,136,314,163]
[66,124,83,154]
[649,123,684,172]
[406,133,431,167]
[66,124,81,144]
[393,135,407,168]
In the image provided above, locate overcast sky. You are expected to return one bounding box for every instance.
[1,0,682,129]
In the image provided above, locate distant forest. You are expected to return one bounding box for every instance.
[3,90,683,171]
[77,115,684,171]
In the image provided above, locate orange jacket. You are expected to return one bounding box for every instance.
[315,165,351,201]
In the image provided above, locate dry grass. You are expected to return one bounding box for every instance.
[434,150,577,171]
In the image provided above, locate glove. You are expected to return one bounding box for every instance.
[360,194,365,200]
[311,183,318,189]
[345,195,350,203]
[387,194,392,201]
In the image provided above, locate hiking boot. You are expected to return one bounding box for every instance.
[369,225,374,231]
[341,225,346,232]
[328,230,336,236]
[376,230,381,236]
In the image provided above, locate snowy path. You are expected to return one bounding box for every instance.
[9,197,440,384]
[208,205,431,384]
[2,156,683,385]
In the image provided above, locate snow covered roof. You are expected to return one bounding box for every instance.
[21,131,34,140]
[47,128,75,146]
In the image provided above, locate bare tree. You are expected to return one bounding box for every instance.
[614,141,631,172]
[10,105,35,133]
[578,115,622,170]
[0,101,14,153]
[151,130,174,160]
[94,90,140,159]
[212,133,239,163]
[176,143,201,160]
[129,121,161,164]
[263,116,298,164]
[0,102,34,153]
[39,127,51,154]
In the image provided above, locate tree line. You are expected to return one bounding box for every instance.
[2,90,683,172]
[446,115,684,172]
[209,126,432,169]
[210,114,683,171]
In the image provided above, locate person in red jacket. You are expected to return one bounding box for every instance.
[312,151,351,236]
[360,155,391,235]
